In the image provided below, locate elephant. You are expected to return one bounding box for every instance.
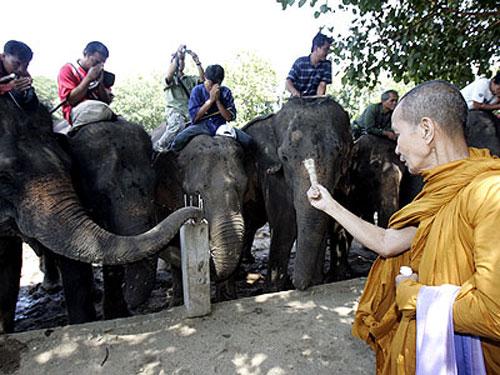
[347,134,405,229]
[153,134,250,301]
[464,110,500,156]
[242,97,353,291]
[0,96,200,333]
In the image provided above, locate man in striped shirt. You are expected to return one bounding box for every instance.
[286,32,333,97]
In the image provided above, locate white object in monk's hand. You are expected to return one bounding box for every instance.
[400,266,413,277]
[303,158,318,186]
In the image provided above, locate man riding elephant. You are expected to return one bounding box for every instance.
[170,64,252,152]
[55,41,115,133]
[0,40,39,112]
[352,90,399,140]
[153,44,205,151]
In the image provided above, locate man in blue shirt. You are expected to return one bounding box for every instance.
[171,64,251,151]
[286,32,333,97]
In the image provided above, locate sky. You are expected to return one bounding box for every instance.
[1,0,350,86]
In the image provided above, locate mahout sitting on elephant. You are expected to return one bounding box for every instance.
[154,134,251,302]
[0,96,200,333]
[242,96,352,291]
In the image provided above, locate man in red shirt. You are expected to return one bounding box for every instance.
[0,40,39,111]
[57,41,113,124]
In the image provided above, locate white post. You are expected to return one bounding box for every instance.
[180,218,211,318]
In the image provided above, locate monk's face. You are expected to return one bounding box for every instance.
[392,109,433,175]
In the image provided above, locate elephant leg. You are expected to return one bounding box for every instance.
[102,265,130,319]
[215,276,237,302]
[39,251,61,292]
[267,223,296,292]
[241,225,258,264]
[326,223,351,282]
[0,237,22,334]
[170,264,184,307]
[55,255,96,324]
[159,245,183,307]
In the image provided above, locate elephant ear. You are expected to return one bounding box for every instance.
[152,151,184,211]
[242,114,282,175]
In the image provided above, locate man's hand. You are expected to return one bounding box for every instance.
[209,83,220,102]
[87,63,104,82]
[190,51,201,65]
[12,76,32,92]
[383,130,398,141]
[395,272,418,287]
[176,44,186,59]
[307,184,334,212]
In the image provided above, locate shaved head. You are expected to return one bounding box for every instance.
[394,80,467,139]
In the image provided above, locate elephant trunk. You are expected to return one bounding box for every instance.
[209,212,245,281]
[293,207,330,290]
[292,168,333,290]
[18,177,201,265]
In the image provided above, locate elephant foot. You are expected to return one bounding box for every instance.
[41,274,62,294]
[168,292,184,308]
[41,276,62,293]
[103,300,130,320]
[266,272,293,293]
[240,251,255,265]
[215,279,237,302]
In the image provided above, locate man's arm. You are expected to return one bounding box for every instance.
[307,184,416,257]
[362,105,384,136]
[316,81,327,96]
[316,60,331,96]
[471,100,500,111]
[66,64,103,106]
[189,51,205,82]
[286,78,300,97]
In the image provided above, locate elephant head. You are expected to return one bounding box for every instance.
[155,135,248,281]
[0,97,200,265]
[464,110,500,156]
[348,134,404,228]
[243,97,352,290]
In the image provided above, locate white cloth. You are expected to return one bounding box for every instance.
[460,78,498,110]
[70,100,115,128]
[416,284,486,375]
[215,124,236,139]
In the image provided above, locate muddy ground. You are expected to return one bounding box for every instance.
[15,225,376,333]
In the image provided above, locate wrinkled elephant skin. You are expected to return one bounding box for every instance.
[243,97,352,290]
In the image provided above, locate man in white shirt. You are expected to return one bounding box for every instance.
[460,71,500,111]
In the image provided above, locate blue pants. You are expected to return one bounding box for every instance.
[171,123,253,152]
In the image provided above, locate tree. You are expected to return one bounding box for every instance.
[223,51,279,127]
[32,76,59,108]
[277,0,499,88]
[111,72,165,132]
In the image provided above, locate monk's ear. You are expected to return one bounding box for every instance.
[418,117,435,144]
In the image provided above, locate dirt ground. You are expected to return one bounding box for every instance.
[2,278,374,375]
[14,226,376,333]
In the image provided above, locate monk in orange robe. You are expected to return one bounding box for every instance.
[307,80,500,374]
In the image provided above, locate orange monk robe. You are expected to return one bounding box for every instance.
[352,148,500,374]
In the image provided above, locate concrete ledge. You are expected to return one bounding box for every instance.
[0,278,374,375]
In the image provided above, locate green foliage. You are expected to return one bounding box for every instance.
[223,51,279,127]
[32,76,59,108]
[111,72,165,132]
[277,0,500,88]
[327,73,414,121]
